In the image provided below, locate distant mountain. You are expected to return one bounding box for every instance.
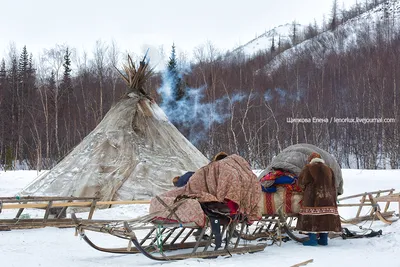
[232,24,307,55]
[230,1,400,73]
[262,0,400,73]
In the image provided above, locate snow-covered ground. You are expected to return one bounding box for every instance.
[1,169,400,267]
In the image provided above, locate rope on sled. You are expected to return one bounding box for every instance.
[339,209,382,239]
[156,224,164,252]
[339,206,375,230]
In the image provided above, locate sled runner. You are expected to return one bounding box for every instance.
[71,199,267,260]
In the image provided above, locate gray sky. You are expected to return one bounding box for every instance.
[1,0,359,60]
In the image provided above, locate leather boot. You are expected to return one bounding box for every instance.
[303,233,318,246]
[318,233,328,245]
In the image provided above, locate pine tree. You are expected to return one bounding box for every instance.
[60,47,72,153]
[18,46,28,74]
[0,59,6,86]
[0,59,6,159]
[330,0,338,30]
[17,46,36,101]
[278,35,281,52]
[167,44,184,101]
[0,59,6,129]
[49,70,56,90]
[60,47,72,93]
[271,36,276,53]
[291,21,298,45]
[18,46,29,92]
[305,22,319,39]
[15,46,31,161]
[28,53,35,83]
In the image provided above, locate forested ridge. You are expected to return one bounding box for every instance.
[1,0,399,170]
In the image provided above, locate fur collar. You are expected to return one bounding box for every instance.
[310,157,325,164]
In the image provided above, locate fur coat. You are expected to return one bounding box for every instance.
[295,158,342,233]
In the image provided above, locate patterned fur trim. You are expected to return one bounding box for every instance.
[310,158,325,164]
[299,206,339,215]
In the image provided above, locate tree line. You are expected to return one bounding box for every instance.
[0,0,398,170]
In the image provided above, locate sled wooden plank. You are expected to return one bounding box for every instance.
[56,200,72,219]
[43,200,53,223]
[0,218,126,230]
[0,224,59,230]
[0,219,125,226]
[88,199,97,220]
[2,200,150,209]
[374,193,400,214]
[0,196,98,202]
[384,192,394,212]
[374,193,400,202]
[14,201,27,219]
[291,259,314,267]
[0,218,124,224]
[338,189,395,201]
[0,226,11,231]
[356,195,366,218]
[370,193,381,216]
[337,203,372,207]
[341,211,395,224]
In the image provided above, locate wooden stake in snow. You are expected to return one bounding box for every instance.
[290,259,314,267]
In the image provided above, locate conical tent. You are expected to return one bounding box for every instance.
[20,55,209,200]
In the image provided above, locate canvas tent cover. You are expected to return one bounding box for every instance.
[20,95,209,201]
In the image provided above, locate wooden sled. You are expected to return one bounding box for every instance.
[239,188,400,243]
[337,189,399,225]
[239,211,307,244]
[71,206,267,261]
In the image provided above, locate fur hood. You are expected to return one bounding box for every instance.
[310,158,325,164]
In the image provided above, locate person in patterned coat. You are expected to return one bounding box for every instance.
[296,152,342,246]
[172,152,228,187]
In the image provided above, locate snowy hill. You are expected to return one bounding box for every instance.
[264,0,400,73]
[232,23,306,56]
[1,169,400,267]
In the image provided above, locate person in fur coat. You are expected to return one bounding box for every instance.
[296,152,342,246]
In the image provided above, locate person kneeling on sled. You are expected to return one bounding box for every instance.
[171,152,230,239]
[172,152,228,187]
[296,152,342,246]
